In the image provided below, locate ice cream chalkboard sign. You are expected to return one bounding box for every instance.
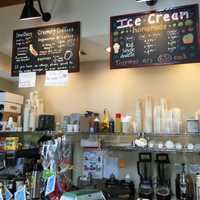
[110,4,200,69]
[12,22,80,76]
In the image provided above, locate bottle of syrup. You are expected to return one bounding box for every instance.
[101,109,110,132]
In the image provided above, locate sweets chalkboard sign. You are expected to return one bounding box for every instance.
[110,4,200,69]
[12,22,80,76]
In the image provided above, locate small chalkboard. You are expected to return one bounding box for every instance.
[12,22,80,76]
[110,4,200,69]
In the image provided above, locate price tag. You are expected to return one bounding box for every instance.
[19,72,36,88]
[45,70,68,86]
[45,175,56,196]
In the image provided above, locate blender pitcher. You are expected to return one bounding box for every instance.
[156,153,171,200]
[137,152,154,200]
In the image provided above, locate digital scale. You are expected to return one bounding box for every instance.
[60,189,106,200]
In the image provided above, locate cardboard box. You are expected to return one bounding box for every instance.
[0,92,24,105]
[0,112,19,122]
[0,102,21,114]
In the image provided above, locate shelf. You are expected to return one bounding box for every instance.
[0,131,199,138]
[62,133,200,153]
[146,133,200,137]
[103,145,200,153]
[64,132,200,143]
[64,132,200,137]
[0,131,199,153]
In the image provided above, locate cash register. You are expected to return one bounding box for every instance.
[60,189,106,200]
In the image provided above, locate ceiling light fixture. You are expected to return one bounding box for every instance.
[136,0,158,6]
[20,0,51,22]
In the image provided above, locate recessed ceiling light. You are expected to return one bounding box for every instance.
[106,47,111,53]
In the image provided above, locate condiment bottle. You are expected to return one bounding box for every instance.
[115,113,122,134]
[94,114,100,133]
[86,111,95,133]
[109,118,115,133]
[122,115,132,134]
[101,109,110,132]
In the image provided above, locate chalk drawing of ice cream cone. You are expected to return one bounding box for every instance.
[113,43,120,54]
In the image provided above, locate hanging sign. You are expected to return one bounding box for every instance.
[19,72,36,88]
[45,70,68,86]
[110,4,200,69]
[12,22,80,76]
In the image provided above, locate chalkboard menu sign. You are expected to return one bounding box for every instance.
[12,22,80,76]
[110,4,200,69]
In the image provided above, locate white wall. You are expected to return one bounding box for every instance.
[16,61,200,124]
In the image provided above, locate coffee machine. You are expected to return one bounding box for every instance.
[176,163,194,200]
[137,152,154,200]
[155,154,171,200]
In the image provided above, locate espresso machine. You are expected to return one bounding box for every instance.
[175,163,194,200]
[155,154,171,200]
[137,152,154,200]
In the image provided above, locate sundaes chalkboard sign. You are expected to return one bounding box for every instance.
[110,4,200,69]
[12,22,80,76]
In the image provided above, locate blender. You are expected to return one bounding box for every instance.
[155,153,171,200]
[137,152,154,200]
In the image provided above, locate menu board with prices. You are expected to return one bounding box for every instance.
[110,4,200,69]
[12,22,80,76]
